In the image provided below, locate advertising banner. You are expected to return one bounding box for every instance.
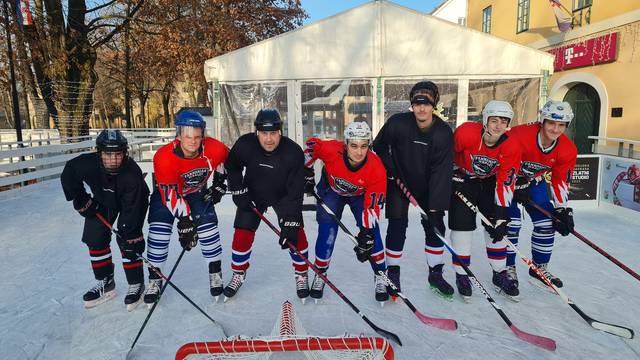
[601,156,640,212]
[569,156,599,201]
[548,32,618,72]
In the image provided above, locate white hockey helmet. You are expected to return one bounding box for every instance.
[482,100,514,127]
[344,121,372,142]
[539,100,574,125]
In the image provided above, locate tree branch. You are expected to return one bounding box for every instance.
[92,0,145,48]
[86,0,117,14]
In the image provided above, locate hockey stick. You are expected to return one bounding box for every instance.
[97,202,214,357]
[310,191,457,331]
[96,214,227,336]
[250,205,403,346]
[527,200,640,284]
[455,191,634,339]
[388,160,555,350]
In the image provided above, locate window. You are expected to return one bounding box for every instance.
[572,0,592,27]
[572,0,592,11]
[482,6,492,33]
[517,0,530,33]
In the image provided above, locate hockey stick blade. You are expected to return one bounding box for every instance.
[571,304,634,339]
[364,317,402,346]
[413,308,458,331]
[510,325,557,351]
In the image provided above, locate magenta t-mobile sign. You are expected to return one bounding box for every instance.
[548,32,618,72]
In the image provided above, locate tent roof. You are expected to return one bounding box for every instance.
[204,1,554,82]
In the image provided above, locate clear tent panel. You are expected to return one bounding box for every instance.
[219,82,288,146]
[301,79,373,141]
[383,79,459,130]
[468,78,541,125]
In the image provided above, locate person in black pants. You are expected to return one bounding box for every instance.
[223,109,310,303]
[372,81,455,300]
[61,129,149,310]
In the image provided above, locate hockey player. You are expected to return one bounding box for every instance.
[145,110,229,304]
[506,100,578,291]
[448,100,520,302]
[61,129,150,310]
[304,121,388,304]
[223,109,310,303]
[372,81,455,300]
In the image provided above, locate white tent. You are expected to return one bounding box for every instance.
[204,0,554,145]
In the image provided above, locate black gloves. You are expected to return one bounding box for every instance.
[553,207,574,236]
[279,218,301,250]
[73,193,100,218]
[232,188,253,211]
[486,206,510,243]
[120,235,144,261]
[304,167,316,196]
[204,177,227,205]
[354,228,374,263]
[177,217,198,251]
[513,177,530,205]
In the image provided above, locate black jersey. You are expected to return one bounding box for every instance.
[372,112,453,211]
[61,153,150,239]
[225,133,305,219]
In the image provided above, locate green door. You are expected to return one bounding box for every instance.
[563,83,601,154]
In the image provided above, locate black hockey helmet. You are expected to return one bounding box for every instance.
[254,109,282,132]
[96,129,128,174]
[409,81,439,106]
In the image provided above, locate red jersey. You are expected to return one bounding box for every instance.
[153,137,229,217]
[304,138,387,229]
[508,123,577,207]
[453,121,521,208]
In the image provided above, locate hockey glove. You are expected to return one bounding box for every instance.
[354,228,375,263]
[232,188,253,211]
[304,167,316,196]
[485,206,510,243]
[177,217,198,251]
[204,179,227,205]
[552,207,574,236]
[73,193,100,218]
[279,218,301,250]
[513,177,531,205]
[120,235,144,262]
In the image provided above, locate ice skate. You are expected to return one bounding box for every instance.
[124,283,144,311]
[83,274,116,309]
[428,264,454,301]
[223,270,246,302]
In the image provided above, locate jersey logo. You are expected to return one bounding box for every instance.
[181,168,209,187]
[331,176,360,194]
[259,163,274,169]
[471,155,499,177]
[520,161,550,178]
[413,140,428,146]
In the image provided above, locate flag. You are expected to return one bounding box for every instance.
[16,0,33,26]
[549,0,572,32]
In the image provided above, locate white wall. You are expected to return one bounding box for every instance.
[431,0,467,25]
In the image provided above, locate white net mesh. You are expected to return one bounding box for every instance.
[176,301,393,360]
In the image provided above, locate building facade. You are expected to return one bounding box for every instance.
[467,0,640,155]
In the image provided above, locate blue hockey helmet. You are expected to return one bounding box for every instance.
[175,110,206,136]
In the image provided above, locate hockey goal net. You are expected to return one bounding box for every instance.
[175,300,394,360]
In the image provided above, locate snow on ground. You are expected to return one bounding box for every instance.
[1,163,640,359]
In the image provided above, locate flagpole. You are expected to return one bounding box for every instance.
[2,0,25,145]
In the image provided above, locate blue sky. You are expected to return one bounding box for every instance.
[300,0,444,24]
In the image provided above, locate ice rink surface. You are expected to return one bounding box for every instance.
[1,167,639,359]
